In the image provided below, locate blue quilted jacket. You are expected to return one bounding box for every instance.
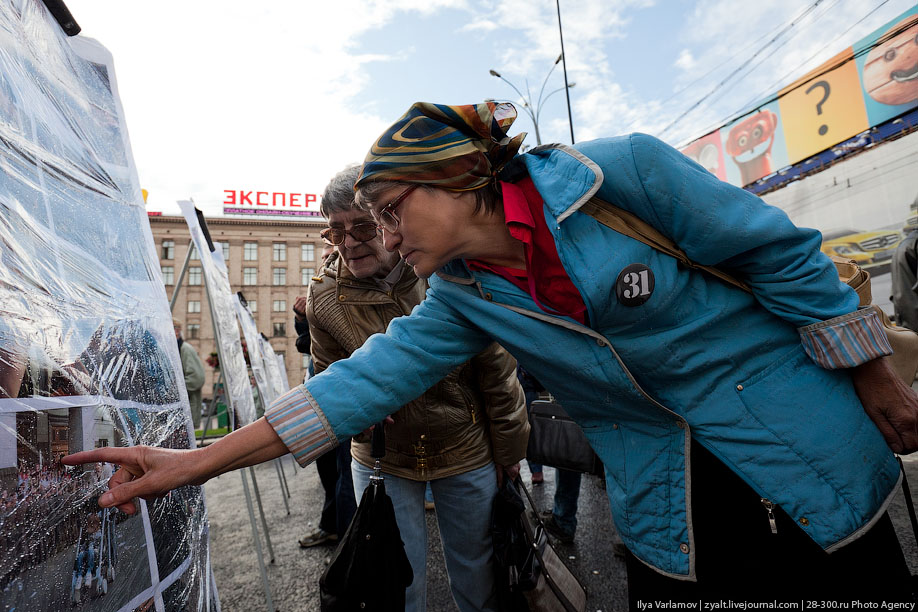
[302,134,899,578]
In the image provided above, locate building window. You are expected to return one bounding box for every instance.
[273,299,286,312]
[248,299,257,313]
[273,322,286,337]
[273,268,286,286]
[276,350,285,362]
[161,266,174,286]
[187,324,200,339]
[243,267,257,285]
[301,268,316,285]
[188,267,202,286]
[273,243,287,261]
[302,354,310,368]
[218,241,230,260]
[188,300,201,313]
[301,243,314,261]
[161,240,174,260]
[190,245,200,260]
[244,242,258,261]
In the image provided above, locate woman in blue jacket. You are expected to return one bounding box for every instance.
[68,102,918,604]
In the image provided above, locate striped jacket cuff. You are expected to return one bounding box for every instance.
[265,385,337,466]
[798,308,893,369]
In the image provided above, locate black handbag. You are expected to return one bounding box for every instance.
[492,477,587,612]
[319,425,413,611]
[527,399,602,475]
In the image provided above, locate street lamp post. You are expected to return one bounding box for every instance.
[489,55,574,146]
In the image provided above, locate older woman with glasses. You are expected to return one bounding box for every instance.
[306,164,528,612]
[68,101,918,604]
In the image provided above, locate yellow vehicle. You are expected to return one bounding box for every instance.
[820,228,903,267]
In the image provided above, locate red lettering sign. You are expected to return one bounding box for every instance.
[222,190,322,209]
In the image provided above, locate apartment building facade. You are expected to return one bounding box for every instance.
[148,213,327,401]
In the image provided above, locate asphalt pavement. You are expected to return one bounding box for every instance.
[206,454,918,611]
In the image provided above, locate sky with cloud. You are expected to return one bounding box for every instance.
[64,0,916,216]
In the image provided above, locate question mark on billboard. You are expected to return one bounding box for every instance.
[805,80,831,136]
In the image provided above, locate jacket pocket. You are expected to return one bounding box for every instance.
[732,344,893,534]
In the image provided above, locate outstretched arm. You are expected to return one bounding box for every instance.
[63,416,288,514]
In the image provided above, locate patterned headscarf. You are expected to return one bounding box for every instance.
[355,101,527,191]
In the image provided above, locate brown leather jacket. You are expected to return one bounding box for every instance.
[306,252,528,480]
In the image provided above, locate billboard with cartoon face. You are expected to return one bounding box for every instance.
[681,6,918,188]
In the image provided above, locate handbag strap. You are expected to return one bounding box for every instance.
[514,478,585,612]
[896,456,918,549]
[580,196,752,294]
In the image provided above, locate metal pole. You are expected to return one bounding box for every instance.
[249,467,276,563]
[240,469,276,612]
[197,216,275,610]
[274,458,292,506]
[169,240,195,312]
[556,0,575,144]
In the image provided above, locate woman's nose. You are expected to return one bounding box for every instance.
[382,229,400,252]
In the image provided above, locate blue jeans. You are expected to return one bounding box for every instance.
[553,468,582,535]
[352,461,499,612]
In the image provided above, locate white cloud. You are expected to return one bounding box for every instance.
[63,0,466,216]
[674,50,696,72]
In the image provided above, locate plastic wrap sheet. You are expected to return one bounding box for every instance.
[274,354,289,394]
[0,2,217,610]
[259,336,287,400]
[232,295,275,411]
[178,202,256,427]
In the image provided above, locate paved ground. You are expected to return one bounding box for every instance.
[206,454,918,611]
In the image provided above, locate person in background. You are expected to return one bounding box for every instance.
[305,164,528,611]
[174,320,205,428]
[516,365,544,485]
[891,201,918,332]
[294,241,355,549]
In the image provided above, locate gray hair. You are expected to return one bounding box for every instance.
[320,164,368,217]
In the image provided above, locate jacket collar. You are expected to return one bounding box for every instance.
[519,143,604,223]
[325,250,416,292]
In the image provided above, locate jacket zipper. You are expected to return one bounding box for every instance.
[760,498,778,534]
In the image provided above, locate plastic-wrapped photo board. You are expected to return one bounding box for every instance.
[0,3,216,611]
[233,295,277,411]
[178,202,256,427]
[275,353,290,394]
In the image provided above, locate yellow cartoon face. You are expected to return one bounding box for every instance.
[863,15,918,106]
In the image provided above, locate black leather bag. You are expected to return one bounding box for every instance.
[527,400,602,475]
[492,477,587,612]
[319,425,413,611]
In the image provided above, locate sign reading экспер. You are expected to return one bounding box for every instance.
[222,189,324,217]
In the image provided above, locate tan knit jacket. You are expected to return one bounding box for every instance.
[306,252,529,480]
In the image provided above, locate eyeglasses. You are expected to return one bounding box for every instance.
[319,222,381,246]
[375,185,418,233]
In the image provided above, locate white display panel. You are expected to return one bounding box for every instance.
[0,3,215,610]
